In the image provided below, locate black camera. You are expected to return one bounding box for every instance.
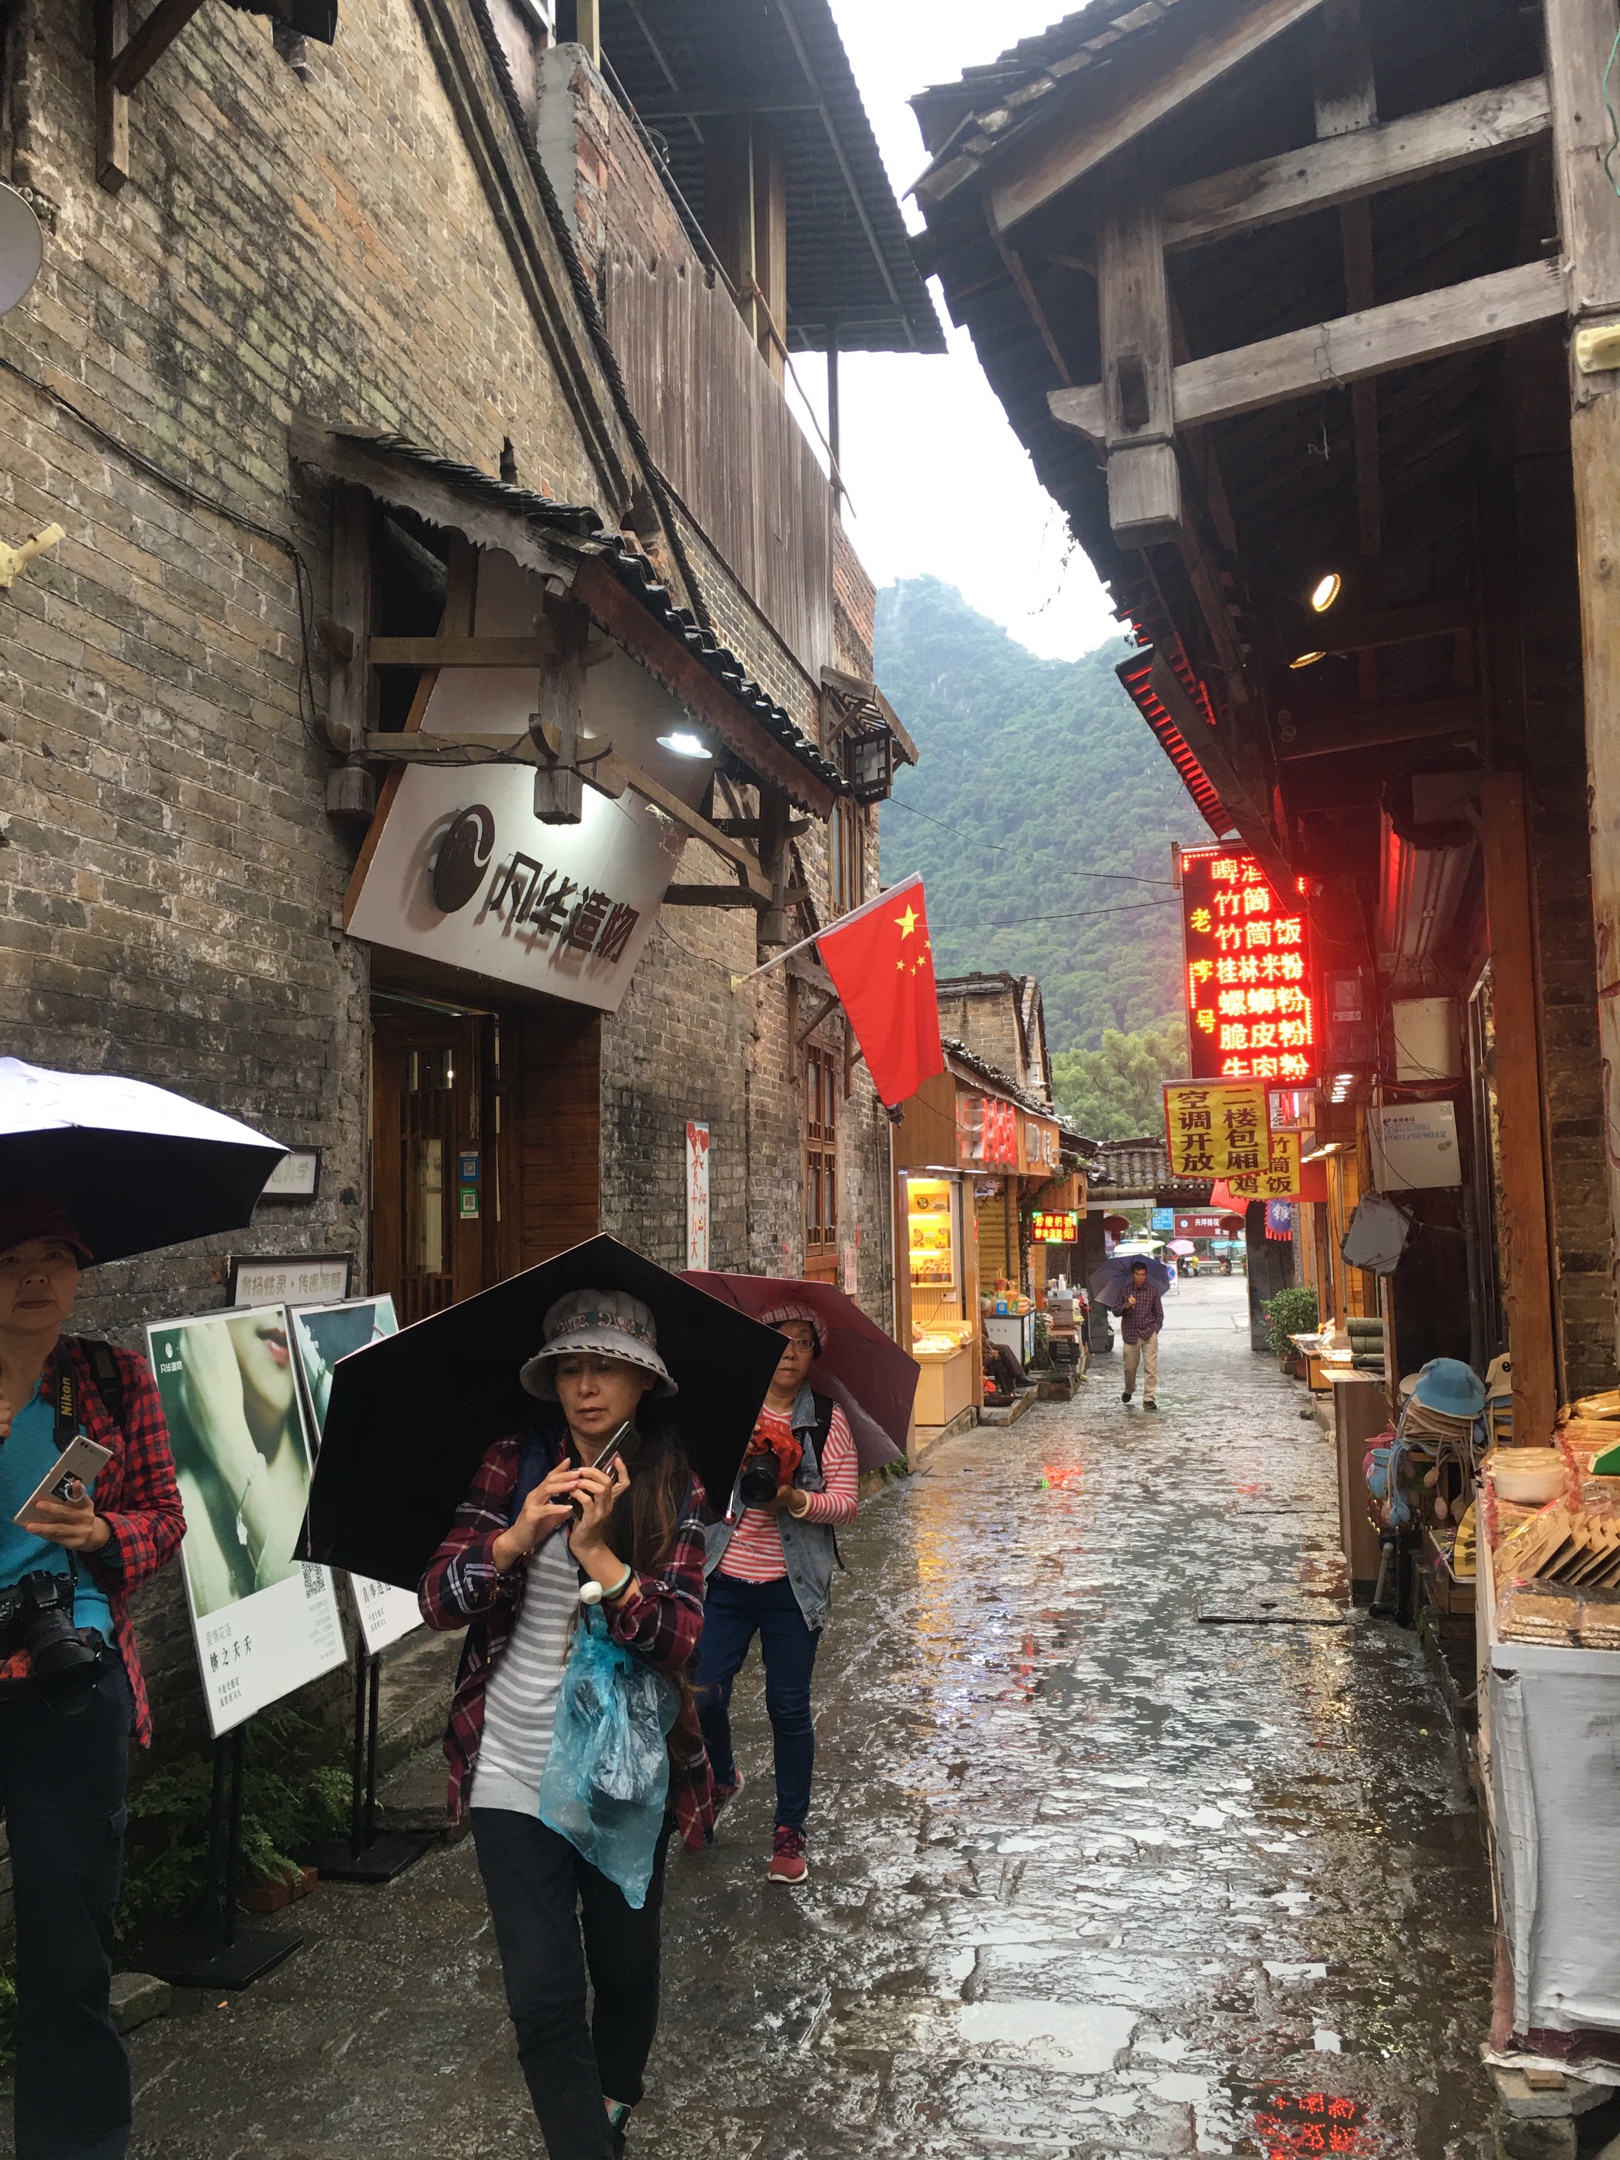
[738,1448,784,1509]
[0,1571,102,1710]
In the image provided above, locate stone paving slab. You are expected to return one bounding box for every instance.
[7,1277,1497,2159]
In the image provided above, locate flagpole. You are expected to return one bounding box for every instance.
[727,876,919,990]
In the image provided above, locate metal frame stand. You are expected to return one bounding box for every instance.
[140,1725,302,1990]
[312,1650,433,1884]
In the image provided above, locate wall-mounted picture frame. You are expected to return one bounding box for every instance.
[260,1147,321,1200]
[228,1254,354,1308]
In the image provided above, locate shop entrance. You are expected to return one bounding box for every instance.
[368,987,603,1320]
[371,1007,492,1324]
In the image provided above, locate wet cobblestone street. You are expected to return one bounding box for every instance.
[118,1277,1496,2158]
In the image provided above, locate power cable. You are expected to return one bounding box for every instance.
[886,797,1176,885]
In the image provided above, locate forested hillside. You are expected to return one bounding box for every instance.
[874,576,1193,1052]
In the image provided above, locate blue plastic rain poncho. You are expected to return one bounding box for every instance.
[538,1606,680,1908]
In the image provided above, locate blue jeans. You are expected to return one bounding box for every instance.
[693,1572,820,1832]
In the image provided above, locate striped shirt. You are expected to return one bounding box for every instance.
[468,1528,578,1816]
[718,1403,858,1583]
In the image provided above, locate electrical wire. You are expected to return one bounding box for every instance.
[0,350,329,762]
[886,797,1176,885]
[974,898,1181,929]
[1605,22,1620,196]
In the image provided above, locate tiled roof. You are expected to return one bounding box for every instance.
[910,0,1196,201]
[1089,1136,1212,1199]
[331,431,843,795]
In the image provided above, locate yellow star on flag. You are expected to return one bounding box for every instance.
[895,904,918,939]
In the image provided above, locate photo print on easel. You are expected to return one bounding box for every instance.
[145,1306,347,1734]
[288,1297,422,1654]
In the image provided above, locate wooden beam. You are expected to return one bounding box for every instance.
[1276,698,1477,758]
[95,0,130,193]
[1548,0,1620,1371]
[325,485,374,759]
[568,555,837,817]
[1481,772,1559,1447]
[1098,172,1180,549]
[367,635,555,668]
[361,732,774,901]
[989,0,1326,234]
[1315,598,1472,652]
[1311,0,1375,138]
[661,886,768,909]
[107,0,205,94]
[1162,76,1551,253]
[1049,258,1566,441]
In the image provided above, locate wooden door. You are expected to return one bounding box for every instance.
[371,1013,489,1323]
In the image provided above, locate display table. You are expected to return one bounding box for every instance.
[1477,1525,1620,2060]
[985,1310,1036,1366]
[1329,1371,1389,1600]
[913,1344,975,1431]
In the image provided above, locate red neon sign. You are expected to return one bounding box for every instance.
[1180,848,1316,1085]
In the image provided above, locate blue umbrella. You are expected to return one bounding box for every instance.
[1089,1253,1171,1313]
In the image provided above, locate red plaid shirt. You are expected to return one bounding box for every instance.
[418,1431,718,1851]
[45,1336,186,1747]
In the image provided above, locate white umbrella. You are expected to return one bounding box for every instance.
[0,1058,286,1264]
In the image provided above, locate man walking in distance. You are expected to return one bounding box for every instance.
[1120,1260,1164,1411]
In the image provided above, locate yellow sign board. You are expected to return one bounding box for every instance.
[1163,1082,1305,1199]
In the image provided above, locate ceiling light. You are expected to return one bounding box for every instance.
[657,730,711,759]
[1309,573,1342,613]
[1289,650,1325,670]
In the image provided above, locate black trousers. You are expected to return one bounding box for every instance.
[471,1809,673,2160]
[0,1657,133,2160]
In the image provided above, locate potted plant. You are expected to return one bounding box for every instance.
[1263,1285,1319,1375]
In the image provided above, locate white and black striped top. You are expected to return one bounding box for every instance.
[468,1530,579,1816]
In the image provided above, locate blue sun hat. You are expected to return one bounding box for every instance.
[1410,1356,1485,1419]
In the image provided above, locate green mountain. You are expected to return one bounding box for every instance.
[874,576,1194,1053]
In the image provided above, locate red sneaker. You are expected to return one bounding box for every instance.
[768,1826,808,1884]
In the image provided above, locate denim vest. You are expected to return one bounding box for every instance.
[705,1385,837,1630]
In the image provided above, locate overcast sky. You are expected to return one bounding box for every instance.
[787,2,1120,662]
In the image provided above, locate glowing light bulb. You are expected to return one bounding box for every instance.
[1309,573,1342,613]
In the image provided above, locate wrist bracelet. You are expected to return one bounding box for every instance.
[579,1564,635,1608]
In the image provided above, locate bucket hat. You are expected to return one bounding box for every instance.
[1410,1356,1485,1419]
[520,1287,677,1400]
[757,1299,828,1358]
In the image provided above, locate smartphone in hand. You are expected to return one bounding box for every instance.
[13,1438,112,1528]
[569,1421,632,1515]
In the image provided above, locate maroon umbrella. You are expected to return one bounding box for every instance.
[680,1272,915,1471]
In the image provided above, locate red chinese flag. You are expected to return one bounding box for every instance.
[816,875,944,1108]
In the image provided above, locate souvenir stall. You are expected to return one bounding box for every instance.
[891,1069,979,1449]
[1473,1389,1620,2080]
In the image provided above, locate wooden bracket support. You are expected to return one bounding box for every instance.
[95,0,131,193]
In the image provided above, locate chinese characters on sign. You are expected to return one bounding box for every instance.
[1029,1211,1079,1242]
[956,1092,1018,1168]
[685,1121,710,1270]
[1180,848,1316,1084]
[484,846,641,966]
[1163,1081,1304,1200]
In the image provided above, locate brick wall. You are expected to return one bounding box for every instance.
[0,0,895,1799]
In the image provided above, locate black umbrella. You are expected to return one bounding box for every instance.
[0,1057,285,1265]
[306,1234,789,1592]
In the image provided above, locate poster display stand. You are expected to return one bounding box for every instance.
[139,1725,301,1990]
[313,1645,433,1884]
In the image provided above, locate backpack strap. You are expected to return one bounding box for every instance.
[52,1339,128,1452]
[508,1431,560,1525]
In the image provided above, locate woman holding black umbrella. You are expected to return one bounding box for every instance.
[419,1288,716,2160]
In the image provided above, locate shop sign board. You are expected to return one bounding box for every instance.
[1150,1207,1174,1233]
[1180,847,1316,1085]
[1030,1210,1078,1242]
[345,768,683,1012]
[1368,1099,1461,1190]
[685,1120,710,1268]
[956,1091,1018,1168]
[145,1306,347,1735]
[1174,1212,1226,1237]
[288,1297,421,1655]
[1020,1116,1061,1174]
[1164,1080,1303,1199]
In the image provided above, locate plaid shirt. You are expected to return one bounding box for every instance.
[41,1336,187,1747]
[418,1430,718,1851]
[1121,1280,1165,1343]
